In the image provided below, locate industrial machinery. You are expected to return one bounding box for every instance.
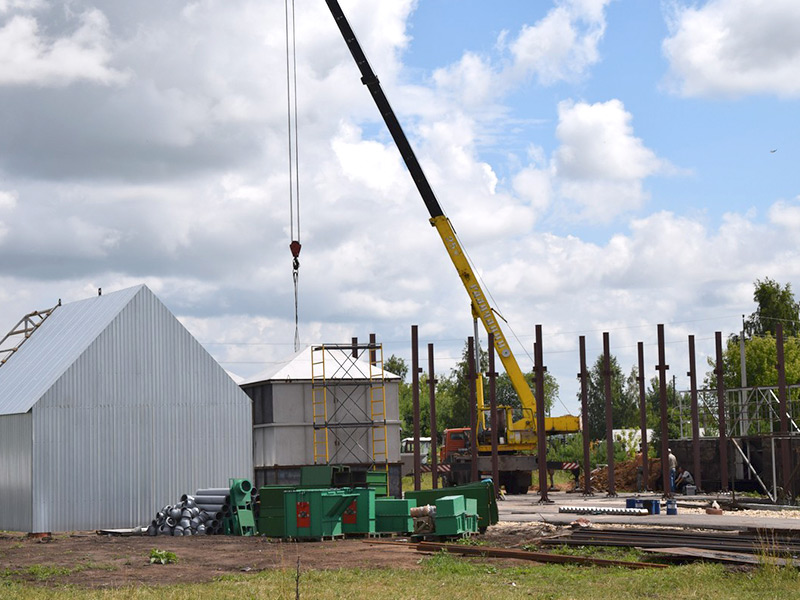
[324,0,580,493]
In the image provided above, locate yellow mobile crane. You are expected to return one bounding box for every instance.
[324,0,580,492]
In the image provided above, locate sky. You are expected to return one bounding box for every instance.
[1,0,799,416]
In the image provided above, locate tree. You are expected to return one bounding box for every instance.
[745,278,800,338]
[713,334,800,389]
[387,355,415,436]
[433,340,487,431]
[581,353,628,441]
[644,376,682,455]
[495,370,557,416]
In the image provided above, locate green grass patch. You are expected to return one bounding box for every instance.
[401,471,434,492]
[2,555,800,599]
[534,543,651,563]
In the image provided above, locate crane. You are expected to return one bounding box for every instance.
[324,0,580,492]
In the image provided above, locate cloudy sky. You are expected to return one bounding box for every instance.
[1,0,798,415]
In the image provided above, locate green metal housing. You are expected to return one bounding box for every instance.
[405,481,498,532]
[283,488,357,539]
[375,498,416,534]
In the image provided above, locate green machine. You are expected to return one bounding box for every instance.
[284,488,357,539]
[405,481,497,533]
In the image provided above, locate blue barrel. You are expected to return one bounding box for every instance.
[666,499,677,515]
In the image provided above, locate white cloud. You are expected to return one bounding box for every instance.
[0,10,128,87]
[769,197,800,230]
[663,0,800,98]
[0,188,16,209]
[551,99,668,222]
[0,0,43,14]
[509,0,611,85]
[432,0,612,104]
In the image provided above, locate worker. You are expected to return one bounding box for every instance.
[675,466,695,494]
[634,445,645,493]
[668,449,677,492]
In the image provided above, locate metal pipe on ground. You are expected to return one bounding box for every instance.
[195,488,231,496]
[196,503,227,513]
[194,495,229,504]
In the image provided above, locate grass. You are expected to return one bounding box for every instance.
[1,561,118,584]
[2,552,800,599]
[401,472,434,493]
[530,543,652,564]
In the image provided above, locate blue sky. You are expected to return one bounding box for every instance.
[0,0,799,416]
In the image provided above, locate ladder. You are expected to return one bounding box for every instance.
[311,346,329,464]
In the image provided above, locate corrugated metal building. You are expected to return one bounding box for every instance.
[0,285,252,532]
[241,346,402,493]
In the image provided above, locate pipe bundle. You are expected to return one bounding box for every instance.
[146,493,223,536]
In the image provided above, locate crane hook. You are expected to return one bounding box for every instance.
[290,240,302,271]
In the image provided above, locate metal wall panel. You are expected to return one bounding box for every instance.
[0,413,32,531]
[248,379,401,467]
[0,286,140,416]
[30,286,252,532]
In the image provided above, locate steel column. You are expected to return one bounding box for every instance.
[688,334,702,492]
[603,332,616,496]
[777,324,792,499]
[715,331,729,491]
[578,336,592,496]
[534,327,551,503]
[656,324,672,498]
[411,326,421,491]
[427,343,439,489]
[637,342,649,491]
[468,337,479,482]
[487,333,499,498]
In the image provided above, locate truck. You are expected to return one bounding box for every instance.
[324,0,581,493]
[439,428,582,494]
[400,436,431,477]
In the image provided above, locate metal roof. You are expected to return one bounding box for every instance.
[241,345,400,385]
[0,285,143,416]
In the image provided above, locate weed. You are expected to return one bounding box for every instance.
[24,565,75,581]
[149,548,178,565]
[456,536,488,546]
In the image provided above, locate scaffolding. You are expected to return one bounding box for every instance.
[0,303,60,367]
[310,342,388,470]
[675,385,800,501]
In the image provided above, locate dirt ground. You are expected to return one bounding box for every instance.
[0,523,556,589]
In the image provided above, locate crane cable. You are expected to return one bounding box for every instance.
[285,0,301,351]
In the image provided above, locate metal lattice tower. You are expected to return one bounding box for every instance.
[310,342,388,469]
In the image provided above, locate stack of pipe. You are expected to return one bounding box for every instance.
[194,487,232,532]
[145,493,223,536]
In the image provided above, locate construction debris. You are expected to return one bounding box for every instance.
[539,526,800,556]
[366,539,666,569]
[579,458,663,493]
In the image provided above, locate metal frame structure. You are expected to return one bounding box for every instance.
[311,342,388,469]
[0,303,60,367]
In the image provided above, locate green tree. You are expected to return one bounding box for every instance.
[433,340,488,431]
[387,355,414,436]
[745,278,800,337]
[581,353,627,440]
[713,334,800,389]
[495,370,557,416]
[644,376,682,455]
